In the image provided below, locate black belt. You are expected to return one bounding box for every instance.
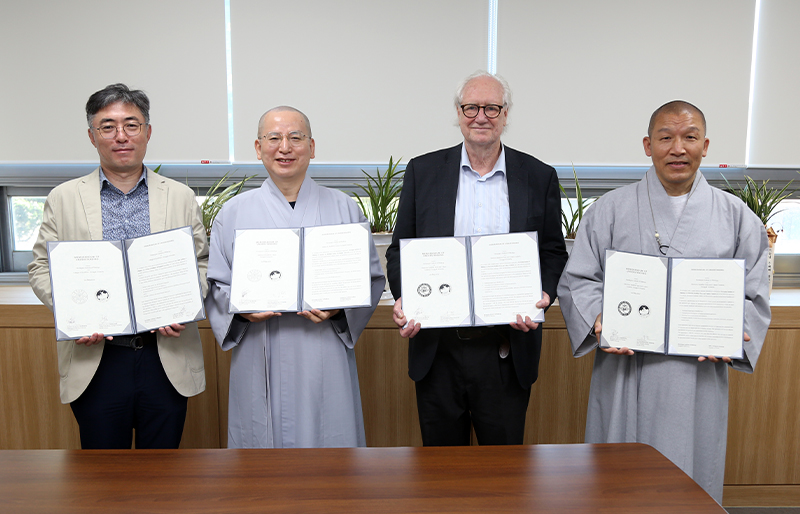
[105,332,157,350]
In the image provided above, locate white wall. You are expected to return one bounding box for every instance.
[499,0,754,167]
[0,0,229,163]
[748,0,800,167]
[1,1,797,167]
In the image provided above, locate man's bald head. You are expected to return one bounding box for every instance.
[647,100,706,138]
[257,106,312,137]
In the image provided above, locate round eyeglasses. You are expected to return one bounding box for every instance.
[94,121,145,139]
[460,104,505,119]
[259,131,310,148]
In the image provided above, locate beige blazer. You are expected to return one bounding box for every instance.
[28,168,209,404]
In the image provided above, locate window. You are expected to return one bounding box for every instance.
[771,199,800,254]
[11,196,45,252]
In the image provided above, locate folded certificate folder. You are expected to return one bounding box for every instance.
[400,232,543,329]
[229,222,373,313]
[47,226,205,341]
[600,249,746,358]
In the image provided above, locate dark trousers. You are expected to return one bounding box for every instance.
[70,338,188,449]
[415,329,531,446]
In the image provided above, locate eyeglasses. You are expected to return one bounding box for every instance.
[460,104,505,119]
[94,121,145,139]
[259,131,310,148]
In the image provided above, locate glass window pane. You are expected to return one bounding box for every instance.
[771,199,800,255]
[11,196,45,251]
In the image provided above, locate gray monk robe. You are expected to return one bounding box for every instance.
[206,175,385,448]
[557,167,771,503]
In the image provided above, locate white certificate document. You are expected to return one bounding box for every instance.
[302,223,371,310]
[667,258,745,358]
[48,240,133,340]
[230,228,301,313]
[471,232,544,325]
[601,250,669,353]
[126,227,205,332]
[400,237,471,328]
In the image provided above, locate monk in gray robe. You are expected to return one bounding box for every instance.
[206,106,385,448]
[557,101,771,503]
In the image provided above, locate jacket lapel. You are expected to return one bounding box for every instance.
[439,145,461,236]
[147,167,168,233]
[505,148,529,233]
[77,168,103,240]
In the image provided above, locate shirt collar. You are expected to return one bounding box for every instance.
[460,144,506,180]
[99,166,148,192]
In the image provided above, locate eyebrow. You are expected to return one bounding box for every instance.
[656,126,700,133]
[98,116,141,124]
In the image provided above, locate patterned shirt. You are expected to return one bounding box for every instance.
[99,168,151,241]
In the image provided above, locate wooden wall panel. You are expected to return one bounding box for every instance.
[525,330,593,445]
[178,329,222,449]
[0,323,220,449]
[0,327,79,449]
[726,329,800,484]
[354,329,422,447]
[3,296,800,506]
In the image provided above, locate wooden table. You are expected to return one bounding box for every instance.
[0,443,723,513]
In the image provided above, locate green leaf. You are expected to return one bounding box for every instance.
[559,164,595,239]
[722,174,794,226]
[348,157,405,232]
[199,171,257,236]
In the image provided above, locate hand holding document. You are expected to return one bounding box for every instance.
[229,222,372,313]
[601,250,745,358]
[48,227,205,341]
[400,232,543,329]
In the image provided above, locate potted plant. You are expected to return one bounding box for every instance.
[197,171,257,237]
[559,165,594,253]
[723,175,794,295]
[351,156,404,298]
[153,165,256,237]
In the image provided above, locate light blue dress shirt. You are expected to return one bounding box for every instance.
[453,145,510,237]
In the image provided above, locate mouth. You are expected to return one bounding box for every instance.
[276,158,295,164]
[667,161,689,169]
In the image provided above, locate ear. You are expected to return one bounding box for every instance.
[309,138,315,159]
[145,123,152,143]
[643,136,652,157]
[702,137,709,157]
[88,127,97,148]
[254,138,263,159]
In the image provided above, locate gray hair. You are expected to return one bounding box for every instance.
[453,71,513,111]
[257,106,312,138]
[86,83,150,127]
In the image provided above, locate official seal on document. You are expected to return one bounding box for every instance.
[618,301,631,316]
[71,289,88,305]
[417,283,432,297]
[247,269,262,282]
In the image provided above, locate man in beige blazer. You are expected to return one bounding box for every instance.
[28,83,208,449]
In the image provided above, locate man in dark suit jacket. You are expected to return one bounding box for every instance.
[386,72,568,446]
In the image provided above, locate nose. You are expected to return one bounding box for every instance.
[278,135,291,152]
[114,127,129,143]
